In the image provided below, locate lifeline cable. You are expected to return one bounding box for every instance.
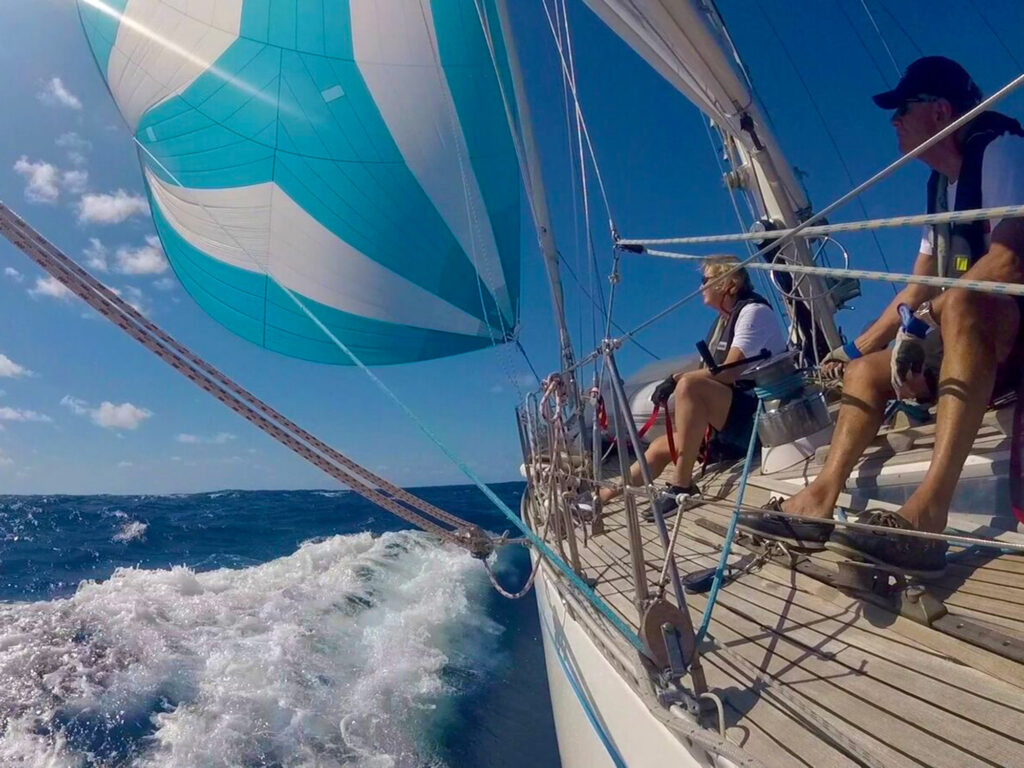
[645,247,1024,297]
[620,203,1024,246]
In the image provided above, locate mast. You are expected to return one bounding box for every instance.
[492,0,577,377]
[583,0,845,354]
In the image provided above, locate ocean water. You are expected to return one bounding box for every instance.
[0,482,560,767]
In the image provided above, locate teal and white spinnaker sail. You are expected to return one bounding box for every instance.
[78,0,521,365]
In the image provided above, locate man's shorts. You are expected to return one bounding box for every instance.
[713,389,760,455]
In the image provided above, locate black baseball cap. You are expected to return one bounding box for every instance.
[872,56,983,112]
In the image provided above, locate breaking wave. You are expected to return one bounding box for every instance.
[0,532,502,767]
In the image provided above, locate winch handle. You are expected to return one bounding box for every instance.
[696,342,771,376]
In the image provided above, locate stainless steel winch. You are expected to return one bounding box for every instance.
[744,352,834,472]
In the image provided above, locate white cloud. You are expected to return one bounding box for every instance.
[28,275,72,301]
[38,77,82,110]
[94,402,152,430]
[77,190,149,225]
[14,157,60,204]
[62,169,89,195]
[176,432,236,445]
[0,451,12,468]
[83,238,108,272]
[115,236,168,275]
[0,406,52,423]
[56,132,92,166]
[3,267,23,283]
[60,395,88,416]
[61,395,152,430]
[14,157,92,204]
[117,460,134,468]
[0,354,31,378]
[153,277,177,291]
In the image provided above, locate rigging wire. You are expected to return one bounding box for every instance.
[556,250,661,360]
[541,0,608,347]
[564,68,1024,370]
[833,0,894,87]
[857,0,901,77]
[965,0,1023,70]
[554,0,604,356]
[553,0,587,360]
[644,247,1024,296]
[701,116,791,327]
[538,0,617,231]
[869,1,924,58]
[752,0,899,296]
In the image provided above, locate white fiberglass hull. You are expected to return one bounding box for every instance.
[533,566,714,768]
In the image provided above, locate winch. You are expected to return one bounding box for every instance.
[745,351,834,473]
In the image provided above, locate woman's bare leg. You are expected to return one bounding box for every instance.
[670,374,733,488]
[599,436,673,503]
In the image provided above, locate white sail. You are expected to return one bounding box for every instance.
[583,0,843,350]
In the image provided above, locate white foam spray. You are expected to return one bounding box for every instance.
[0,532,502,767]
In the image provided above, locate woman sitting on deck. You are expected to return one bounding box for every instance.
[591,256,787,521]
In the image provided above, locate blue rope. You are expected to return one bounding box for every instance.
[274,282,648,655]
[131,128,645,656]
[753,371,804,402]
[695,401,763,647]
[548,623,628,768]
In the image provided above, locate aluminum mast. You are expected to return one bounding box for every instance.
[493,0,578,376]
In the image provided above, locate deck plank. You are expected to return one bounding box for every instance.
[572,467,1024,768]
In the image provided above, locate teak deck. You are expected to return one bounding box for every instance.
[575,412,1024,768]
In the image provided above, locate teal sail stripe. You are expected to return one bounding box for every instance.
[81,0,521,365]
[77,0,130,78]
[431,0,522,324]
[153,187,492,365]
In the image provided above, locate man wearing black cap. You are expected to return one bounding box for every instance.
[740,56,1024,574]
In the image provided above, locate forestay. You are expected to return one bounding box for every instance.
[77,0,521,365]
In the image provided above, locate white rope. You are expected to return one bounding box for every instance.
[620,203,1024,246]
[646,247,1024,297]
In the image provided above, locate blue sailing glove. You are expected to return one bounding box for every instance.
[891,304,942,401]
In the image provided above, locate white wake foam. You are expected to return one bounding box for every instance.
[0,532,501,767]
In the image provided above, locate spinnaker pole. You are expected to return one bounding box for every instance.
[492,0,578,378]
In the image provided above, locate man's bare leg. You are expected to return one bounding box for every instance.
[899,291,1021,532]
[670,375,733,489]
[781,351,894,518]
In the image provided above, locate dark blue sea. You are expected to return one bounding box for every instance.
[0,482,560,767]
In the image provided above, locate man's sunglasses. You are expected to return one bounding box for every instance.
[893,95,939,119]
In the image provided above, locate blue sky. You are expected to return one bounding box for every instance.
[0,0,1022,494]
